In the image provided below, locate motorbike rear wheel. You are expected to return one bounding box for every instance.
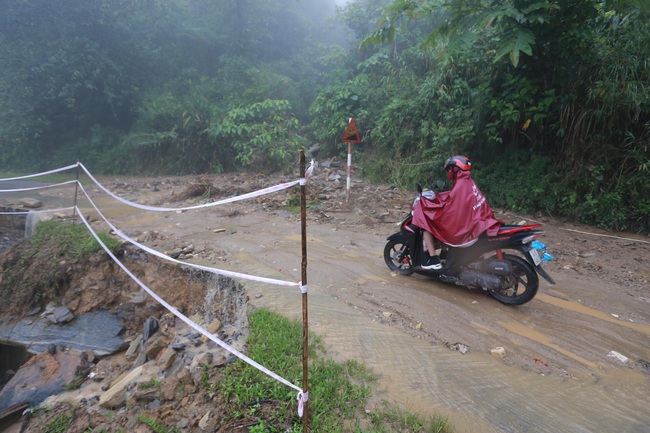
[488,254,538,305]
[384,239,414,275]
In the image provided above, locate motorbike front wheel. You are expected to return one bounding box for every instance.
[488,254,539,305]
[384,239,414,275]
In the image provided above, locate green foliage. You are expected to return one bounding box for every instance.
[337,0,649,232]
[45,412,73,433]
[210,99,304,172]
[212,308,452,432]
[114,76,229,174]
[361,0,561,66]
[473,153,558,214]
[0,0,339,174]
[1,0,648,231]
[137,414,181,433]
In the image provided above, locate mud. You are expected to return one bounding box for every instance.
[0,161,648,432]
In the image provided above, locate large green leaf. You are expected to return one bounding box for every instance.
[494,28,535,67]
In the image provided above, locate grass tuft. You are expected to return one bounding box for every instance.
[211,307,454,432]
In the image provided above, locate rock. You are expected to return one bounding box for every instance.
[133,351,147,368]
[450,343,469,355]
[190,352,213,385]
[45,306,74,324]
[143,317,159,341]
[307,143,320,159]
[125,334,144,361]
[177,366,193,386]
[157,347,177,371]
[84,349,96,364]
[382,312,392,318]
[188,314,205,327]
[607,350,629,364]
[0,310,126,356]
[130,290,147,305]
[198,410,211,429]
[0,351,86,412]
[160,376,180,401]
[19,198,42,209]
[145,335,168,360]
[192,352,213,368]
[490,347,506,359]
[99,365,146,409]
[171,342,186,351]
[201,319,222,343]
[212,354,229,367]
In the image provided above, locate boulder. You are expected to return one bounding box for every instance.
[0,310,125,357]
[0,351,86,412]
[18,198,42,209]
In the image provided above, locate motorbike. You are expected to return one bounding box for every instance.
[384,183,555,305]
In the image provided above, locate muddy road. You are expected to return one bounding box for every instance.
[2,166,649,432]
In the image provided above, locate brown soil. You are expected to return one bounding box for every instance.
[1,157,648,432]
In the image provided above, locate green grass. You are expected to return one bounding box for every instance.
[138,376,161,390]
[31,219,122,260]
[45,412,72,433]
[211,308,453,432]
[282,194,321,214]
[137,414,181,433]
[0,219,123,309]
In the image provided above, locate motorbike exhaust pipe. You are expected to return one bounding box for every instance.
[469,259,512,276]
[458,270,503,291]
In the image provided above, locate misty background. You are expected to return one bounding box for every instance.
[0,0,648,231]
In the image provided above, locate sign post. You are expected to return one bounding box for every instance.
[341,118,361,203]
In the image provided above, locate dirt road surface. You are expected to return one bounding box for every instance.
[2,162,649,432]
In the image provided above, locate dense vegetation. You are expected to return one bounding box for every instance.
[1,0,648,231]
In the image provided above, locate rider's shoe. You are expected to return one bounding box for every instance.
[421,255,442,270]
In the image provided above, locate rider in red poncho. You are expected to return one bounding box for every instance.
[413,155,503,270]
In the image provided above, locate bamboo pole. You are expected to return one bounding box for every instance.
[299,150,309,432]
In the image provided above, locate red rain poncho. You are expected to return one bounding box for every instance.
[412,171,502,246]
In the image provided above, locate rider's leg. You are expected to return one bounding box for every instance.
[423,230,437,256]
[422,231,442,270]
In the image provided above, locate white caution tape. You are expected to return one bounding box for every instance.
[77,183,300,288]
[297,391,309,417]
[0,164,78,182]
[0,162,313,416]
[0,179,78,193]
[79,162,302,212]
[75,207,306,411]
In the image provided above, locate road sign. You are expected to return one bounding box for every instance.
[342,118,361,143]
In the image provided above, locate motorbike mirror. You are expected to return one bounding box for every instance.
[416,183,423,194]
[434,179,446,191]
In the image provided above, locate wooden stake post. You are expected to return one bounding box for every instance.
[299,150,309,432]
